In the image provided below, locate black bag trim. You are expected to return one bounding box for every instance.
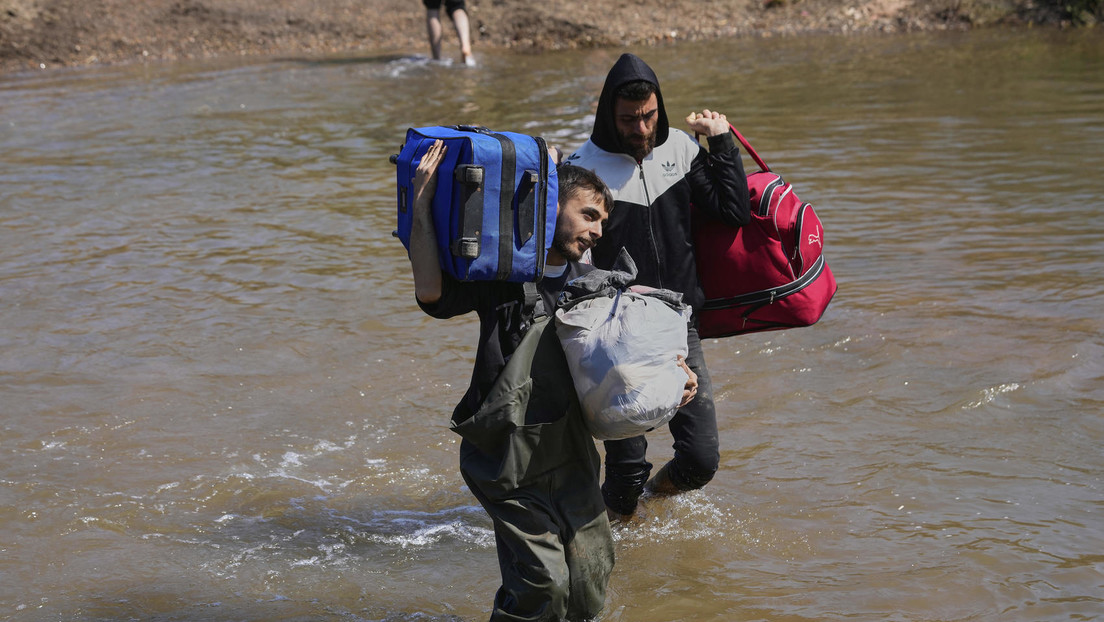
[453,162,484,260]
[533,136,549,280]
[701,254,826,311]
[758,176,785,217]
[487,131,517,281]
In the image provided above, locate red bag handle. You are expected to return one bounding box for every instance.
[727,123,770,173]
[696,123,770,173]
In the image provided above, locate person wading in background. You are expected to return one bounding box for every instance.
[422,0,475,66]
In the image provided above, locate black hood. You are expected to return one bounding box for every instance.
[590,53,670,156]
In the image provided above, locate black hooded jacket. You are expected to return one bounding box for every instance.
[567,53,750,314]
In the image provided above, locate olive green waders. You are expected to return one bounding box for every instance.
[451,316,615,622]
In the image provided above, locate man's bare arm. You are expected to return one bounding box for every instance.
[410,140,447,304]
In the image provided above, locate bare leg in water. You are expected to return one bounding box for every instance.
[452,9,474,65]
[425,8,474,65]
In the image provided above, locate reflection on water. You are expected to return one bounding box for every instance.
[2,29,1103,621]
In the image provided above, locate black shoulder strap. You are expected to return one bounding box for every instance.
[522,281,546,321]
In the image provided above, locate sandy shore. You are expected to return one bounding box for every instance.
[0,0,1080,74]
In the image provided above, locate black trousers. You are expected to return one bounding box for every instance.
[601,326,721,515]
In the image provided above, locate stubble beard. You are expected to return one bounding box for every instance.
[552,233,584,263]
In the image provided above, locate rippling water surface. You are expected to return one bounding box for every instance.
[2,28,1102,621]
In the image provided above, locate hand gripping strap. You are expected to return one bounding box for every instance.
[695,123,770,174]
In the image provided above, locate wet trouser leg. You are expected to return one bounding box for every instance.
[460,437,613,621]
[452,319,614,621]
[602,327,720,515]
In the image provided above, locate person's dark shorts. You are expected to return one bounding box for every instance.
[422,0,466,16]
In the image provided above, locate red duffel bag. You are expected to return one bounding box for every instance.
[693,125,837,338]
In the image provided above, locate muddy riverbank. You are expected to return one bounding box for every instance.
[0,0,1085,74]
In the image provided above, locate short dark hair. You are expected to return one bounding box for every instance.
[557,164,614,215]
[614,80,656,102]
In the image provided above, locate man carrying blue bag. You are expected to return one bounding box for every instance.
[395,125,558,284]
[404,137,615,620]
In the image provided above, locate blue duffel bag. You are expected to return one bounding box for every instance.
[393,125,558,283]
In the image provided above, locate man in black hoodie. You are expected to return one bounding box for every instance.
[567,53,750,520]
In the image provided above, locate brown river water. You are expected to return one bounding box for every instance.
[1,28,1102,622]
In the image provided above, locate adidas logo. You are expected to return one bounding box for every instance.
[661,161,677,177]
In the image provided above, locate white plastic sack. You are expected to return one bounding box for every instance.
[555,290,691,441]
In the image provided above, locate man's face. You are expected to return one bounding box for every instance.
[613,93,659,161]
[551,189,609,263]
